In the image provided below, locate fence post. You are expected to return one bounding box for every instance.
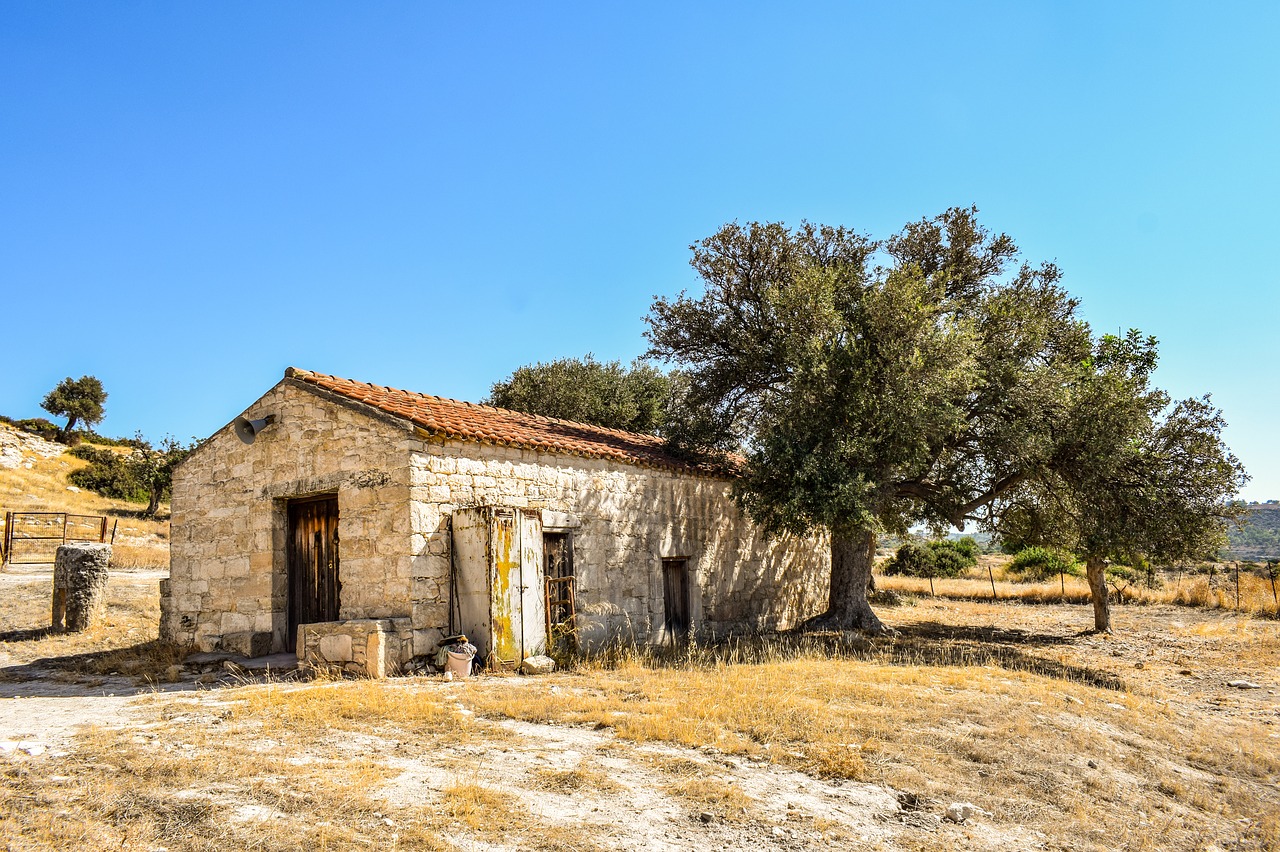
[988,563,998,601]
[1235,562,1241,611]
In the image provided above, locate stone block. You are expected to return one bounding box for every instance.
[52,543,111,633]
[221,630,273,658]
[318,633,353,662]
[519,655,556,675]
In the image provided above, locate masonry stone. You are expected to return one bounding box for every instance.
[163,372,830,665]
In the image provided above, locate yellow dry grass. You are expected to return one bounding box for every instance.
[880,559,1280,619]
[0,424,170,568]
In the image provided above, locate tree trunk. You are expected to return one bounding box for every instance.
[59,416,79,445]
[1085,555,1111,633]
[145,485,162,517]
[802,527,887,633]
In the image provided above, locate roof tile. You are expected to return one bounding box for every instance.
[285,367,719,475]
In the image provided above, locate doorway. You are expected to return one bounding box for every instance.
[286,495,340,651]
[662,558,690,641]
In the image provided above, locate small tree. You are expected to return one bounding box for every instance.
[41,375,107,442]
[487,356,673,434]
[68,434,191,516]
[994,332,1248,631]
[127,436,192,516]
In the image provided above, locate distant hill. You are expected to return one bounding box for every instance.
[1224,501,1280,561]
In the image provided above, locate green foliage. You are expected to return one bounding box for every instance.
[646,208,1094,627]
[41,375,107,440]
[486,356,674,435]
[67,434,192,515]
[1224,502,1280,560]
[883,539,979,578]
[0,415,62,441]
[69,446,146,502]
[1008,546,1081,582]
[994,330,1249,571]
[80,430,148,449]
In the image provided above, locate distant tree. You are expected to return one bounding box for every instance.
[883,539,978,579]
[68,433,192,516]
[41,375,107,442]
[993,331,1248,631]
[487,356,674,434]
[127,435,192,516]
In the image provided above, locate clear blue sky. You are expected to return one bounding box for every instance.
[2,2,1276,500]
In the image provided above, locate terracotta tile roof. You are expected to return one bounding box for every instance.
[285,367,722,476]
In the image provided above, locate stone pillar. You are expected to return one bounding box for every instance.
[52,543,111,632]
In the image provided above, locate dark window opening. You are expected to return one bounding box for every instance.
[544,532,575,650]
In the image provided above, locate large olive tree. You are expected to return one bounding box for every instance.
[647,207,1241,633]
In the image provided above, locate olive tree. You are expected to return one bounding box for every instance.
[487,355,674,435]
[647,208,1094,631]
[41,375,107,441]
[994,331,1247,632]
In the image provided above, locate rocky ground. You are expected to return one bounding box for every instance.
[1,569,1277,850]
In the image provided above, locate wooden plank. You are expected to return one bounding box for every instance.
[287,496,340,651]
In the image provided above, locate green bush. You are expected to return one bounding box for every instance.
[884,538,979,578]
[68,448,146,502]
[0,415,62,441]
[1008,546,1081,582]
[79,430,148,449]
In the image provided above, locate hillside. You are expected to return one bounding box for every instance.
[0,423,169,568]
[1225,501,1280,561]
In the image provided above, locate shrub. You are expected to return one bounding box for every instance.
[68,447,146,502]
[1008,546,1081,582]
[0,416,63,441]
[884,539,979,578]
[79,430,148,449]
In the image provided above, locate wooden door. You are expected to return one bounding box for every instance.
[287,496,340,651]
[662,558,690,640]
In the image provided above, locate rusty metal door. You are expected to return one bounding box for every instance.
[287,496,340,651]
[488,509,522,666]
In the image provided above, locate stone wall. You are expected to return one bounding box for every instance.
[405,438,829,648]
[162,380,416,654]
[163,378,830,660]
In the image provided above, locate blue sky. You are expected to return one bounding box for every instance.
[2,2,1276,500]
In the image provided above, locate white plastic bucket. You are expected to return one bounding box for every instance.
[445,648,474,678]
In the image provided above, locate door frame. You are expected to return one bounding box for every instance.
[285,493,341,652]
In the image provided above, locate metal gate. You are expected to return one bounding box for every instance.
[2,511,110,566]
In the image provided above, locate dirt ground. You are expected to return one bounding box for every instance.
[1,569,1277,851]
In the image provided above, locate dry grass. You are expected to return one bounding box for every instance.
[459,608,1280,850]
[0,571,177,679]
[0,719,450,851]
[0,424,170,568]
[879,558,1280,620]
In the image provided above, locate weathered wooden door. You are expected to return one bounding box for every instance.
[287,496,340,651]
[662,558,690,640]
